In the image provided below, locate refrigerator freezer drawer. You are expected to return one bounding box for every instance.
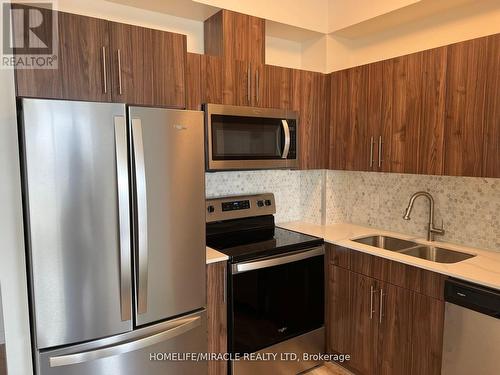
[37,310,207,375]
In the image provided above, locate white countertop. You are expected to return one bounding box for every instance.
[206,246,228,264]
[278,221,500,290]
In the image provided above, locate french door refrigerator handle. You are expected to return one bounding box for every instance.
[114,116,132,322]
[48,315,202,367]
[281,119,291,159]
[132,118,149,315]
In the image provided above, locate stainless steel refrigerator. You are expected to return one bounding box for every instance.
[18,99,207,374]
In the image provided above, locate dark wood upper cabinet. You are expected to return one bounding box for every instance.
[58,12,111,101]
[14,6,186,107]
[329,69,350,170]
[186,53,202,110]
[260,65,294,109]
[390,52,424,174]
[204,10,265,64]
[201,55,224,105]
[329,61,391,172]
[222,59,252,106]
[444,37,489,177]
[418,47,447,175]
[296,70,329,169]
[14,7,109,101]
[110,23,186,107]
[483,33,500,178]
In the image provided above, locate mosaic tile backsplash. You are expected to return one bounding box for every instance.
[205,170,500,252]
[326,171,500,252]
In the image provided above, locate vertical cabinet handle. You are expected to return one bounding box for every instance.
[117,49,123,95]
[247,65,251,105]
[379,289,384,324]
[255,68,259,104]
[369,285,376,319]
[378,136,383,168]
[369,136,374,168]
[102,46,108,94]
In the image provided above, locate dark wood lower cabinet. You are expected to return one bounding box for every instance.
[207,262,227,375]
[410,292,445,375]
[326,245,445,375]
[378,283,412,375]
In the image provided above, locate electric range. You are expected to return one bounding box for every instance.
[206,193,325,375]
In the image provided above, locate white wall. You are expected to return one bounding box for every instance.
[328,0,420,31]
[327,0,500,71]
[0,66,34,374]
[265,36,302,70]
[57,0,205,53]
[194,0,330,33]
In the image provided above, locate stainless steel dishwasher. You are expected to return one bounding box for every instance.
[441,279,500,375]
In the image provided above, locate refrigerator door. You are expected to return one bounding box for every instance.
[37,310,207,375]
[129,107,205,326]
[20,99,133,349]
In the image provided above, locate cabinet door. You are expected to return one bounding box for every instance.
[58,12,111,101]
[14,6,110,101]
[260,65,293,109]
[377,283,412,375]
[418,47,447,175]
[110,23,152,105]
[368,60,393,172]
[329,70,350,170]
[110,23,186,107]
[222,59,251,106]
[409,293,444,375]
[201,55,223,104]
[347,65,371,171]
[207,262,227,375]
[186,53,202,110]
[328,266,379,375]
[204,10,265,64]
[444,37,489,177]
[151,29,186,108]
[297,70,329,169]
[483,33,500,178]
[391,52,423,174]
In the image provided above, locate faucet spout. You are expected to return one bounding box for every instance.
[403,191,444,241]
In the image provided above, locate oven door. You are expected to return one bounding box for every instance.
[229,247,324,354]
[205,104,298,170]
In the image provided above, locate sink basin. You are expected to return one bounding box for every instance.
[399,245,475,264]
[352,235,418,251]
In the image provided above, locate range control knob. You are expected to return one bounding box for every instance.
[257,200,264,207]
[207,205,215,213]
[265,199,272,206]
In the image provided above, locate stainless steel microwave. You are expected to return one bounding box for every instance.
[204,104,298,171]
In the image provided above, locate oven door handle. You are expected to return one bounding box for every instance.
[281,119,291,159]
[232,246,324,274]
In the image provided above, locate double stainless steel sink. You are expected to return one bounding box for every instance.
[352,235,475,263]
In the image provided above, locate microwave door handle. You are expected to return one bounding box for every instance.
[281,119,291,159]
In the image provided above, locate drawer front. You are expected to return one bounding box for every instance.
[327,244,445,300]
